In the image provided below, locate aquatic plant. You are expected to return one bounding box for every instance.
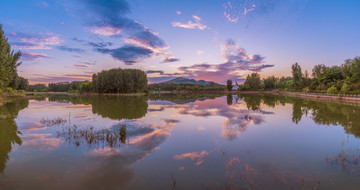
[40,117,67,126]
[57,125,127,148]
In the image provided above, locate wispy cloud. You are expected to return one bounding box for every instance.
[73,63,90,69]
[9,32,61,49]
[72,38,113,48]
[223,0,307,23]
[35,1,49,8]
[21,52,50,61]
[196,50,205,55]
[176,10,182,15]
[90,26,122,36]
[162,57,180,63]
[172,15,207,30]
[28,74,92,83]
[57,45,85,53]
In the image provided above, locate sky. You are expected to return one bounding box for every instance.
[1,0,360,84]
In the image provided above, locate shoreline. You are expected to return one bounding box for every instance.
[281,92,360,103]
[23,91,360,103]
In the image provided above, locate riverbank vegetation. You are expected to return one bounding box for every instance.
[0,25,28,103]
[237,57,360,95]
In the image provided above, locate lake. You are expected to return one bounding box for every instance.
[1,94,360,190]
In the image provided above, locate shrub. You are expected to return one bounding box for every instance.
[4,87,13,94]
[327,86,338,94]
[341,83,350,94]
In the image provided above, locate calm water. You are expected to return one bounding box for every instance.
[1,94,360,190]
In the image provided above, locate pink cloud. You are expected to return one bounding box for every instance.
[172,15,207,30]
[10,32,61,49]
[22,52,49,61]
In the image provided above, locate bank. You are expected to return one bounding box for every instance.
[281,92,360,103]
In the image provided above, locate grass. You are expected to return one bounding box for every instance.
[40,117,68,126]
[57,124,127,148]
[326,150,360,171]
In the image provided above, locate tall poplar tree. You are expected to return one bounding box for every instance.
[0,24,22,91]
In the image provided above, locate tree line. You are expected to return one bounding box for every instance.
[0,25,28,96]
[236,57,360,94]
[29,68,148,93]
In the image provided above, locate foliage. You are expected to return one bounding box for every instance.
[327,86,338,94]
[79,81,93,92]
[340,83,350,94]
[28,84,49,92]
[8,73,28,91]
[264,76,276,89]
[49,82,70,92]
[0,25,22,91]
[226,80,233,91]
[92,68,147,93]
[234,57,360,94]
[291,62,303,90]
[243,73,261,90]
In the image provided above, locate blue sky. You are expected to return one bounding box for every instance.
[1,0,360,84]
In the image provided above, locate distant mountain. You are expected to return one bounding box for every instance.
[160,77,219,85]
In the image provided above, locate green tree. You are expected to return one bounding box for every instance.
[226,79,233,91]
[244,73,261,90]
[264,76,276,89]
[92,68,148,93]
[291,62,303,90]
[0,25,22,90]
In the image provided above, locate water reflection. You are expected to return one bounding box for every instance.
[0,99,29,174]
[1,94,360,189]
[283,96,360,137]
[45,95,149,120]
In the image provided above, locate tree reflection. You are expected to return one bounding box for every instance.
[0,99,29,174]
[285,97,360,137]
[47,95,148,120]
[291,100,303,124]
[239,94,262,110]
[226,94,233,105]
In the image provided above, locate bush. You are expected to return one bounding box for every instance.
[327,86,338,94]
[4,87,13,94]
[341,83,350,94]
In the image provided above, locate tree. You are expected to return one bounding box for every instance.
[291,62,303,90]
[226,80,233,91]
[79,81,93,92]
[244,73,261,90]
[264,76,276,89]
[92,68,148,93]
[0,24,22,90]
[312,64,326,78]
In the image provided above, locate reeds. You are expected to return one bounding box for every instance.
[40,117,67,126]
[326,150,360,171]
[57,124,127,148]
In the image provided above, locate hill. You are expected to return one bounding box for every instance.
[160,77,218,86]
